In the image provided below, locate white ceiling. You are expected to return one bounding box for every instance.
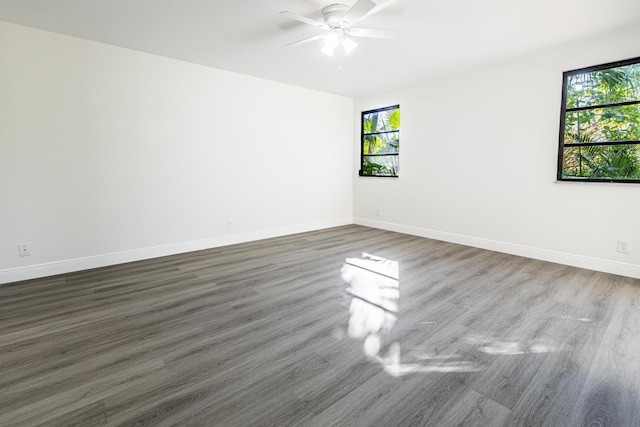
[1,0,639,97]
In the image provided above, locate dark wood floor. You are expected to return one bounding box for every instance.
[1,225,639,426]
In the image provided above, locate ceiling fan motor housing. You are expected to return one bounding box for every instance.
[322,4,351,28]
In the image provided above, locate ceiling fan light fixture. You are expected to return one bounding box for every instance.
[321,45,335,57]
[342,37,357,55]
[324,31,340,49]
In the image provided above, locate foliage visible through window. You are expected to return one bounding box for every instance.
[360,105,400,177]
[558,57,640,182]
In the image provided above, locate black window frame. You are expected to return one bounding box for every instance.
[359,105,400,178]
[557,56,640,183]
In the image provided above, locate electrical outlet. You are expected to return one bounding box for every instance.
[617,240,629,254]
[376,208,382,217]
[227,220,233,230]
[18,243,31,257]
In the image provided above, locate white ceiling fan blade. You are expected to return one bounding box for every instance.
[285,34,325,48]
[349,28,400,39]
[361,0,400,20]
[340,0,376,27]
[279,11,328,30]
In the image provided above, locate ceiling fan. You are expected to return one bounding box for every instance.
[280,0,399,57]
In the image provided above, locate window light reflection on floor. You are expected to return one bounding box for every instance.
[339,253,560,378]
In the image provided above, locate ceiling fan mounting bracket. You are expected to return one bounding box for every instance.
[321,4,350,28]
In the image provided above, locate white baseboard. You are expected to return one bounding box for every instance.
[354,217,640,280]
[4,217,638,285]
[0,218,353,285]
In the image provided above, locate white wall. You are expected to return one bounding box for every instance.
[354,26,640,279]
[3,21,638,285]
[0,22,353,283]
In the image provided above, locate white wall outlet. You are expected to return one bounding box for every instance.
[227,220,233,230]
[617,240,629,254]
[18,243,31,257]
[376,208,382,217]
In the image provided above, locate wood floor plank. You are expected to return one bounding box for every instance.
[1,225,639,426]
[0,358,167,426]
[432,389,510,427]
[40,399,108,427]
[503,272,623,425]
[569,278,640,426]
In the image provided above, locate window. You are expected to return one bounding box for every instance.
[360,105,400,177]
[558,57,640,183]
